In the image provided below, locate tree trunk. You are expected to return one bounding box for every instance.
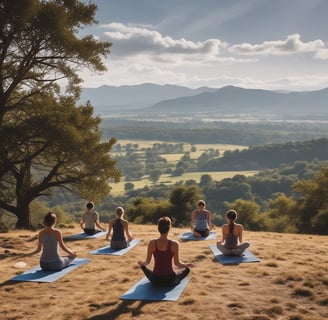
[15,205,31,229]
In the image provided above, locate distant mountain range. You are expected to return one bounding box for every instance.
[80,83,328,116]
[79,83,216,113]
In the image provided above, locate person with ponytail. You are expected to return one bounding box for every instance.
[216,209,249,256]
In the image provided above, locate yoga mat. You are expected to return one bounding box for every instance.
[10,258,90,282]
[64,230,106,240]
[209,244,260,265]
[179,231,216,241]
[120,277,190,301]
[90,239,141,256]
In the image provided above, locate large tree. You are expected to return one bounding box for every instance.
[0,0,120,228]
[292,166,328,234]
[169,184,201,226]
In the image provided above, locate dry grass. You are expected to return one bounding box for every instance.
[1,225,327,320]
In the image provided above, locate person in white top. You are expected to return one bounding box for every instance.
[80,202,106,235]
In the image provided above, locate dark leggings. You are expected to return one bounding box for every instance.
[83,228,101,235]
[141,265,190,286]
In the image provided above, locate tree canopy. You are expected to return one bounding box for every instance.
[0,0,120,228]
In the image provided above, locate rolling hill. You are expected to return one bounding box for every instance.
[80,84,328,118]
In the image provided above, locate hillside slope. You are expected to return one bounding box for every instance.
[147,86,328,114]
[1,225,327,320]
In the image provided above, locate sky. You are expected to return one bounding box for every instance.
[79,0,328,91]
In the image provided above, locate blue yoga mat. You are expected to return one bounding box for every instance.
[179,231,216,241]
[120,277,190,301]
[10,258,90,282]
[90,239,141,256]
[209,245,260,265]
[64,230,106,240]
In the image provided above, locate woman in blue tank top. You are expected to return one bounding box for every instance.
[191,200,214,237]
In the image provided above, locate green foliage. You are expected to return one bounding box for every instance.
[0,210,17,232]
[30,202,73,227]
[224,199,265,231]
[311,209,328,235]
[292,166,328,233]
[101,118,328,146]
[126,184,201,227]
[0,0,119,228]
[201,138,328,171]
[126,198,171,225]
[169,184,201,226]
[124,182,135,192]
[24,133,328,234]
[262,194,298,233]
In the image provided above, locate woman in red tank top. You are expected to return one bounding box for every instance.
[139,216,194,286]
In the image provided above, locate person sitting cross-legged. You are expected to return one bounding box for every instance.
[216,209,250,256]
[138,216,194,286]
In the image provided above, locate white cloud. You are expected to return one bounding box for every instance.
[314,48,328,60]
[229,34,325,56]
[102,22,224,59]
[79,23,328,92]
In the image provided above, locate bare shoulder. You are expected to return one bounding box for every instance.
[53,228,63,240]
[170,239,179,248]
[54,228,63,235]
[147,239,156,251]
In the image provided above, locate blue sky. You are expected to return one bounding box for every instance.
[79,0,328,91]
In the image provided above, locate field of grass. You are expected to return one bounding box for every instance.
[1,225,327,320]
[110,140,251,196]
[116,139,247,156]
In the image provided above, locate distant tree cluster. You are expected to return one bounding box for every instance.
[101,118,328,146]
[200,138,328,171]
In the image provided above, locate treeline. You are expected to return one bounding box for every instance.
[200,138,328,170]
[100,118,328,146]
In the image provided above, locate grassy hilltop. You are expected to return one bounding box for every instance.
[1,224,327,320]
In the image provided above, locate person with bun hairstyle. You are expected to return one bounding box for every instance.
[139,216,194,286]
[26,212,77,271]
[216,209,249,256]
